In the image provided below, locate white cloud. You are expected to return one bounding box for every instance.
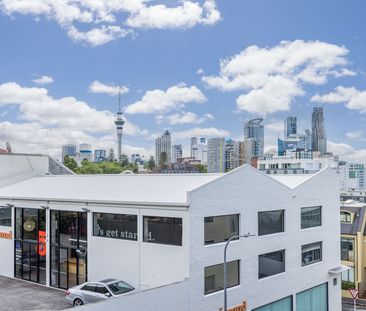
[328,141,366,163]
[67,25,131,46]
[202,40,353,115]
[0,82,142,135]
[346,131,365,141]
[126,0,220,29]
[0,0,221,46]
[173,127,229,139]
[125,84,207,114]
[32,75,54,85]
[311,86,366,113]
[88,81,129,96]
[266,121,283,132]
[161,111,214,125]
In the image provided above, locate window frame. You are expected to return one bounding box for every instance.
[258,249,286,279]
[340,211,352,223]
[143,216,183,246]
[93,212,138,241]
[301,206,322,229]
[0,207,12,227]
[204,214,240,245]
[258,210,285,236]
[204,260,240,295]
[301,241,322,267]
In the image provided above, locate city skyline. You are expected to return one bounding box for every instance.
[0,1,366,162]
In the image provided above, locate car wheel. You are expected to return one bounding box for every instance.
[73,298,84,307]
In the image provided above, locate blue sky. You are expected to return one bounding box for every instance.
[0,0,365,161]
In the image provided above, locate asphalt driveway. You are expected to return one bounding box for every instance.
[0,276,71,311]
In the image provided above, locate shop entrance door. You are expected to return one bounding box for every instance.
[14,208,46,285]
[50,211,87,289]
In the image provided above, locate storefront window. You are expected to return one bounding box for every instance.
[204,214,239,245]
[93,213,137,241]
[296,283,328,311]
[143,216,182,246]
[252,296,292,311]
[0,207,11,227]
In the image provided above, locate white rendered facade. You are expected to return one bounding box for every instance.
[0,166,341,311]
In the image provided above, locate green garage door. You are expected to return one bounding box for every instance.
[252,296,292,311]
[296,283,328,311]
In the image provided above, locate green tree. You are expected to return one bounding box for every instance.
[147,156,155,170]
[78,160,103,174]
[63,155,78,172]
[120,154,129,167]
[194,164,207,173]
[100,162,123,174]
[159,151,168,168]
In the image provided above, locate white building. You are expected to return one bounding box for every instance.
[258,153,339,174]
[155,130,171,165]
[0,163,342,311]
[79,143,93,162]
[339,162,365,190]
[191,137,207,165]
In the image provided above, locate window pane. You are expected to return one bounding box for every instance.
[340,212,351,223]
[258,210,284,236]
[23,208,38,241]
[258,250,285,279]
[302,242,322,266]
[252,296,292,311]
[143,216,182,246]
[301,206,321,229]
[296,283,328,311]
[15,208,22,239]
[204,214,239,245]
[59,211,78,247]
[204,260,240,295]
[341,238,354,261]
[0,207,11,227]
[93,213,137,241]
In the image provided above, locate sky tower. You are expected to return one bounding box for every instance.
[114,87,125,161]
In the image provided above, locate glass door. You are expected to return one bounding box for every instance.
[14,208,46,285]
[50,210,87,289]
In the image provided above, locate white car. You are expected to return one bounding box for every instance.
[65,278,135,307]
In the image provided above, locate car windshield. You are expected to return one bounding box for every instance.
[107,281,134,295]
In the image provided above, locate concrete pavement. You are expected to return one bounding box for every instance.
[0,276,71,311]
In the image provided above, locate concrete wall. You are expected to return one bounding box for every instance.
[73,280,189,311]
[0,208,14,278]
[188,166,341,311]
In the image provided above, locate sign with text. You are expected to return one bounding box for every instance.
[0,231,12,239]
[349,288,359,299]
[38,231,46,257]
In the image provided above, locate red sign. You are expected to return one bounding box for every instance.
[349,288,359,299]
[38,231,46,257]
[0,231,12,239]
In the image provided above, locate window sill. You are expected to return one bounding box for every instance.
[258,232,285,238]
[301,225,322,231]
[204,239,240,247]
[301,261,323,268]
[258,271,286,281]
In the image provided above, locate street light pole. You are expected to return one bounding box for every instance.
[224,233,254,311]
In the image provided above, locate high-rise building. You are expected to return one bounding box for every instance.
[94,149,107,163]
[207,138,225,173]
[131,154,144,165]
[241,139,254,165]
[312,107,327,154]
[190,137,208,165]
[172,144,183,163]
[339,162,365,190]
[155,130,171,165]
[115,88,125,162]
[225,139,235,172]
[244,118,264,157]
[284,116,297,138]
[62,144,77,163]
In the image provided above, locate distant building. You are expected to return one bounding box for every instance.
[131,154,144,165]
[341,189,366,203]
[244,118,264,157]
[94,149,107,163]
[62,144,77,163]
[339,162,365,190]
[312,107,327,154]
[172,145,183,164]
[284,116,297,138]
[190,137,207,165]
[225,139,235,172]
[258,151,339,174]
[79,143,93,162]
[207,138,225,173]
[155,130,171,165]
